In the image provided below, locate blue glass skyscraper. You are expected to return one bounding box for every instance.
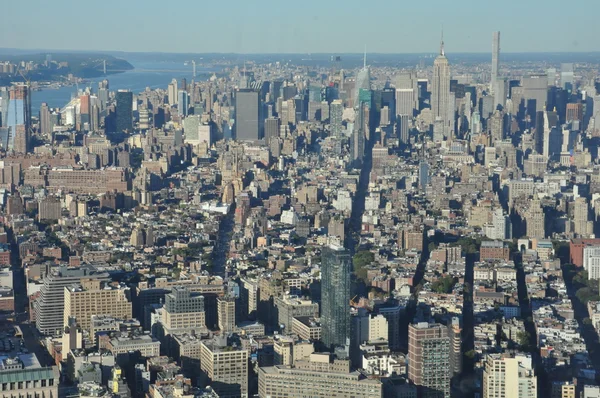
[419,161,430,190]
[115,90,133,133]
[321,244,352,350]
[178,90,189,117]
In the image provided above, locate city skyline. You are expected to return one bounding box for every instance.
[2,5,600,397]
[3,0,600,54]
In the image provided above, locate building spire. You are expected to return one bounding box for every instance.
[363,44,367,69]
[440,28,445,56]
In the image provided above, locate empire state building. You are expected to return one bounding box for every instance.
[431,35,451,139]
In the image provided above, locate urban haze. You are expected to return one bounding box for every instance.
[0,12,600,398]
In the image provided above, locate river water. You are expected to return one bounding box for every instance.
[30,61,223,114]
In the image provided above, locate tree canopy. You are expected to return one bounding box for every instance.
[431,275,456,294]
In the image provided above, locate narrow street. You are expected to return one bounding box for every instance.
[345,136,374,255]
[462,253,475,370]
[561,264,600,370]
[212,206,235,279]
[8,225,55,367]
[514,253,546,397]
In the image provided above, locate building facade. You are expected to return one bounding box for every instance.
[0,356,59,398]
[482,354,537,398]
[320,245,352,350]
[63,279,132,331]
[408,322,450,398]
[200,340,249,398]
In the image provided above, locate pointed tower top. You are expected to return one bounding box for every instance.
[363,45,367,69]
[440,28,445,56]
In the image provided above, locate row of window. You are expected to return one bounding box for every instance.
[1,379,54,391]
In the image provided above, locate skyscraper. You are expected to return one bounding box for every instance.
[6,85,31,153]
[235,89,262,141]
[264,117,281,145]
[168,79,178,105]
[398,114,410,145]
[34,266,110,335]
[408,322,451,398]
[330,100,344,137]
[217,296,236,333]
[448,318,463,378]
[431,36,451,139]
[115,90,133,133]
[354,53,371,107]
[39,102,51,136]
[491,31,500,93]
[0,87,8,128]
[79,94,90,128]
[419,161,430,190]
[321,244,351,350]
[542,109,560,159]
[525,199,545,239]
[178,90,189,116]
[534,111,544,155]
[573,197,593,237]
[352,102,368,164]
[395,89,416,117]
[489,109,504,142]
[395,70,418,116]
[98,79,109,111]
[561,63,574,91]
[482,354,537,398]
[491,208,512,240]
[522,74,548,121]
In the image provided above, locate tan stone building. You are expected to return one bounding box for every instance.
[291,316,321,341]
[482,354,537,398]
[217,297,236,333]
[160,287,206,334]
[200,339,249,398]
[258,353,382,398]
[63,279,132,331]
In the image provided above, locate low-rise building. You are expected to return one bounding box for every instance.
[0,355,59,398]
[258,353,382,398]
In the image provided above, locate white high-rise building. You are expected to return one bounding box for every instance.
[353,310,389,346]
[583,246,600,280]
[168,79,178,105]
[482,354,537,398]
[395,89,416,116]
[395,70,418,116]
[489,208,511,240]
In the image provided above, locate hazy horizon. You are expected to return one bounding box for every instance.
[4,47,600,56]
[3,0,599,54]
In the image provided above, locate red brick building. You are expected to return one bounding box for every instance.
[480,240,510,261]
[570,239,600,267]
[0,245,10,265]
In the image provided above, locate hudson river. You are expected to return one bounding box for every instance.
[30,61,222,115]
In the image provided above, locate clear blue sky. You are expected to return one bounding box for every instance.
[2,0,599,54]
